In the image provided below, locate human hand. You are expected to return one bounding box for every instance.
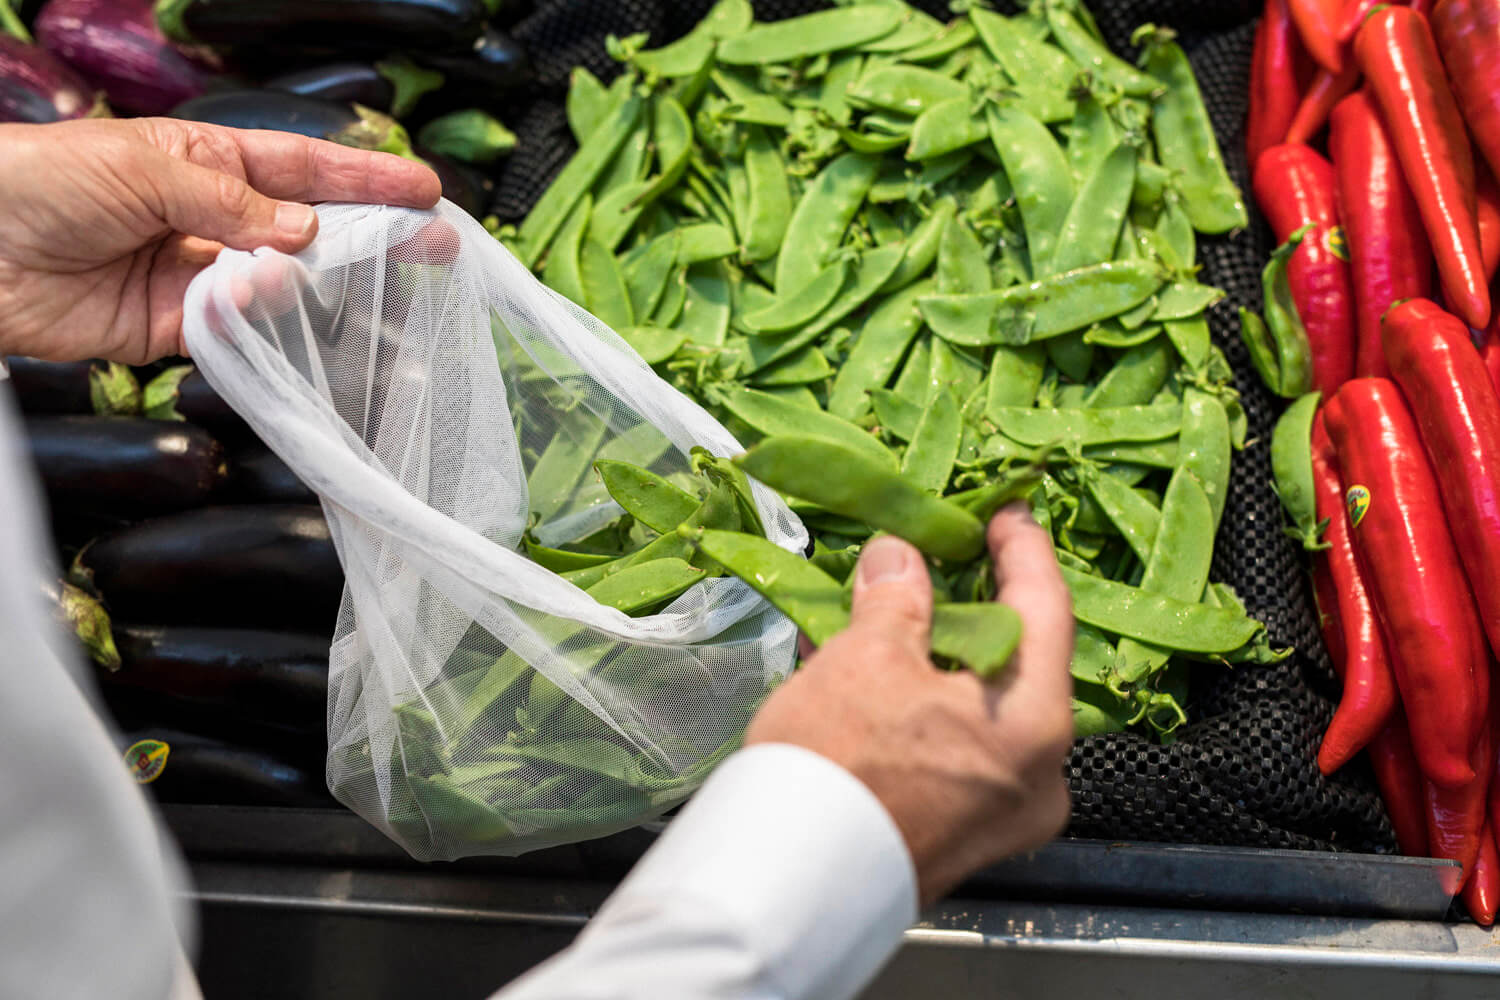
[744,505,1075,905]
[0,118,442,365]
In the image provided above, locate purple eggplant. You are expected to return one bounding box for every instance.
[265,62,393,111]
[35,0,217,115]
[0,32,102,121]
[421,148,492,218]
[413,23,528,97]
[156,0,485,54]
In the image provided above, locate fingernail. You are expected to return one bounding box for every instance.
[857,536,913,587]
[275,202,315,236]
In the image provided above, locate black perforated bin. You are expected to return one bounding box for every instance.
[490,0,1394,853]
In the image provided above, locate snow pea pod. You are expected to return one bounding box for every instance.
[936,216,992,295]
[1112,469,1215,688]
[816,52,864,124]
[828,278,933,419]
[1151,282,1224,320]
[540,194,592,306]
[677,266,731,346]
[1047,1,1160,96]
[902,19,977,62]
[595,460,699,534]
[971,8,1079,112]
[776,152,880,296]
[1085,338,1174,407]
[1269,391,1323,550]
[584,558,707,616]
[528,410,611,524]
[1061,564,1260,654]
[909,97,988,160]
[580,238,634,332]
[919,260,1167,346]
[929,337,984,402]
[676,223,738,265]
[1163,316,1210,369]
[987,103,1075,277]
[736,435,984,561]
[749,243,905,371]
[718,6,904,65]
[1177,387,1231,530]
[1085,468,1161,564]
[847,64,969,116]
[1138,27,1247,234]
[690,528,849,643]
[1085,321,1163,350]
[631,97,694,210]
[742,126,792,262]
[752,346,833,387]
[859,1,945,53]
[623,230,679,321]
[880,197,956,292]
[617,325,687,365]
[869,388,922,441]
[892,336,931,403]
[633,29,716,80]
[564,482,740,590]
[742,261,848,334]
[566,67,611,144]
[901,388,962,494]
[994,403,1182,446]
[718,387,897,470]
[524,540,615,573]
[518,96,643,268]
[1065,85,1123,185]
[1051,142,1137,274]
[929,603,1023,679]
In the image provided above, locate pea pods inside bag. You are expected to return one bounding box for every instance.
[180,200,805,860]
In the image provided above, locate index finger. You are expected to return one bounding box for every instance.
[989,503,1073,704]
[222,126,443,209]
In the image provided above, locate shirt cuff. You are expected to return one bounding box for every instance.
[595,742,918,1000]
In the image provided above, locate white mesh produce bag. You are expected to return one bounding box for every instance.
[181,200,804,860]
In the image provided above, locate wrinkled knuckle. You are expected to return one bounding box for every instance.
[213,172,254,219]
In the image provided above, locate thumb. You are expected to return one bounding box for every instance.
[847,535,933,662]
[150,151,320,254]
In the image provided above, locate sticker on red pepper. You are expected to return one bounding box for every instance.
[124,739,169,785]
[1326,226,1350,263]
[1345,484,1371,528]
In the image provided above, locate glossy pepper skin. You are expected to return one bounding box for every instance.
[1463,823,1499,927]
[1328,91,1432,378]
[1384,299,1500,662]
[1356,6,1490,329]
[1340,0,1402,43]
[1324,379,1483,788]
[1370,716,1432,857]
[1310,414,1398,774]
[1253,145,1356,395]
[1290,0,1348,73]
[1285,63,1360,144]
[1249,0,1315,164]
[1485,315,1500,397]
[1425,712,1491,884]
[1432,0,1500,194]
[1477,163,1500,283]
[1312,558,1346,669]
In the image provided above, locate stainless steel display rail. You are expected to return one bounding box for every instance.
[166,806,1500,998]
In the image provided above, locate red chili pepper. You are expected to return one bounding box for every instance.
[1431,0,1500,201]
[1290,0,1349,72]
[1370,715,1431,857]
[1284,63,1361,143]
[1485,314,1500,397]
[1310,413,1399,774]
[1384,298,1500,663]
[1356,6,1491,329]
[1425,712,1491,884]
[1477,161,1500,284]
[1324,378,1484,788]
[1340,0,1405,43]
[1250,0,1317,165]
[1253,145,1356,395]
[1328,90,1432,378]
[1312,559,1346,669]
[1463,823,1499,927]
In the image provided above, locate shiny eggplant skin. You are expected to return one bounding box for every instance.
[420,148,492,217]
[121,728,331,807]
[4,357,96,413]
[106,624,327,731]
[164,0,485,53]
[26,416,228,519]
[171,88,356,138]
[35,0,215,115]
[0,33,98,122]
[414,24,529,94]
[73,505,343,632]
[265,62,392,111]
[226,444,316,505]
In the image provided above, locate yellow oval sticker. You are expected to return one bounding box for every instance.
[1346,484,1371,528]
[124,739,169,785]
[1326,225,1350,263]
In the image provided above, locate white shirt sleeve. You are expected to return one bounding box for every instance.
[495,742,918,1000]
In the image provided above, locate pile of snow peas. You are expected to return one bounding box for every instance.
[506,0,1281,738]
